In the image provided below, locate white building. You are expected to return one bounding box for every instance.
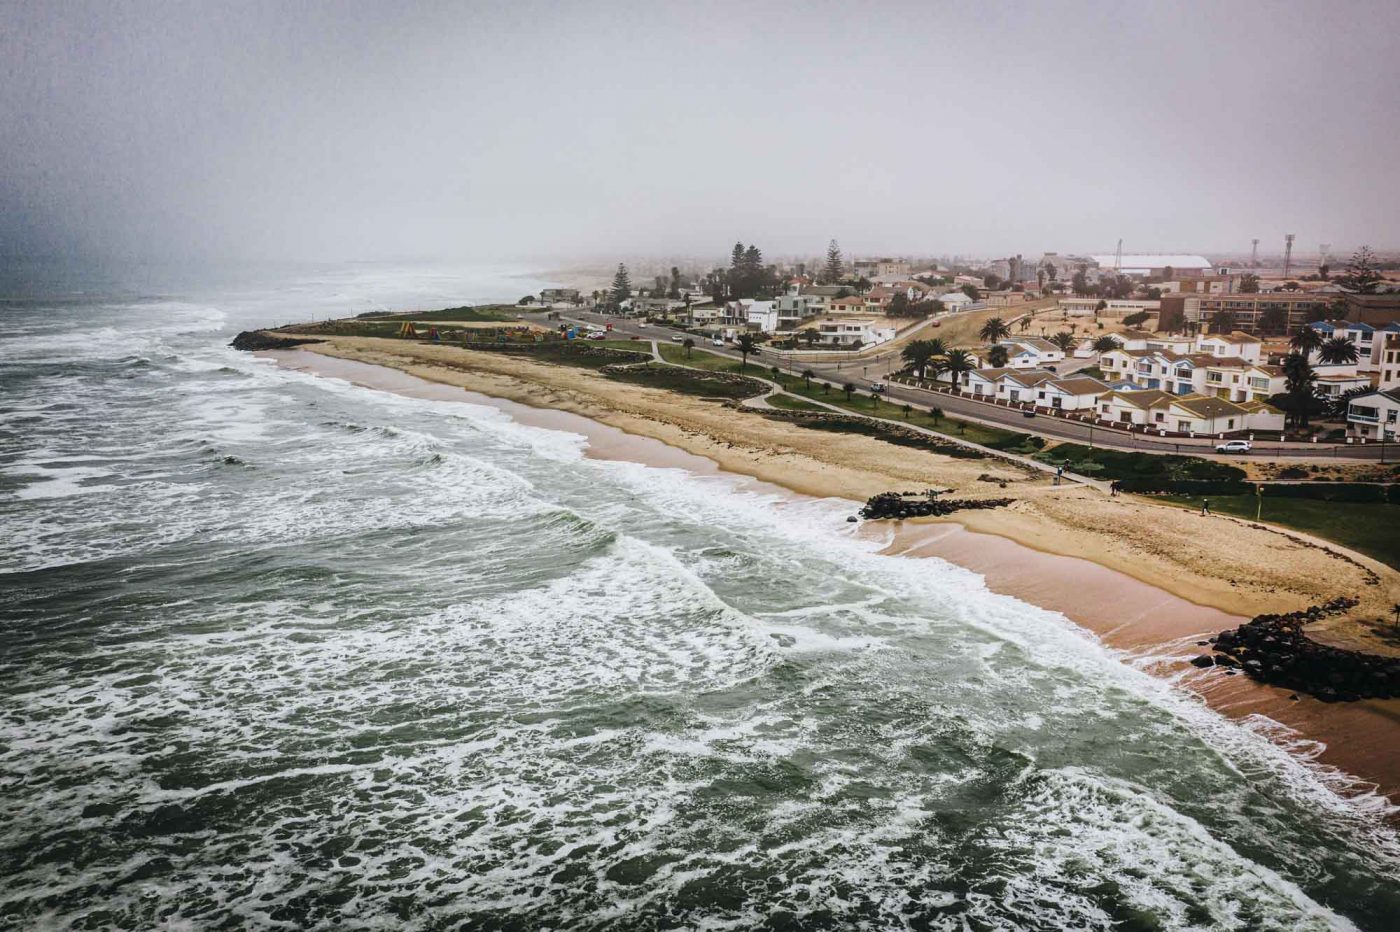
[1034,376,1110,411]
[1058,297,1160,318]
[1346,389,1400,440]
[997,337,1065,369]
[1087,254,1213,279]
[816,318,896,347]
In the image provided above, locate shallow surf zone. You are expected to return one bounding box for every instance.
[2,296,1399,930]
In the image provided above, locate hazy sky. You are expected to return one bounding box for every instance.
[3,0,1398,265]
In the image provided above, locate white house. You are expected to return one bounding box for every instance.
[1314,371,1373,401]
[938,292,974,313]
[1346,389,1400,440]
[1035,376,1110,411]
[816,318,895,347]
[1195,332,1263,363]
[997,337,1065,369]
[1095,389,1281,434]
[962,367,1013,398]
[1307,320,1384,372]
[995,369,1055,402]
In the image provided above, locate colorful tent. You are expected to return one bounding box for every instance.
[397,322,417,338]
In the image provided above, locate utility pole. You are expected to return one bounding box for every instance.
[1283,234,1295,278]
[1250,239,1259,267]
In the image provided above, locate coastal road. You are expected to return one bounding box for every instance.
[531,311,1395,463]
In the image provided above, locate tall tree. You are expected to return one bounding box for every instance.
[943,348,975,390]
[1258,305,1287,335]
[1289,326,1325,355]
[741,245,765,298]
[887,293,909,316]
[1207,308,1236,334]
[729,243,746,297]
[1318,337,1360,365]
[610,263,632,308]
[734,332,757,370]
[1238,273,1261,294]
[901,339,937,379]
[1337,246,1382,294]
[1281,352,1317,428]
[1045,262,1057,281]
[987,345,1010,368]
[978,317,1012,343]
[668,266,681,299]
[822,239,844,284]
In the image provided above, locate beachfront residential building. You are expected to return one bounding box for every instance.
[774,284,837,329]
[828,294,868,316]
[995,369,1055,402]
[539,287,580,305]
[816,319,896,347]
[1096,390,1282,435]
[996,337,1064,369]
[1379,331,1400,390]
[1314,371,1373,401]
[1195,332,1263,363]
[1034,376,1110,411]
[961,367,1013,398]
[631,296,687,318]
[1346,389,1400,440]
[1100,347,1283,402]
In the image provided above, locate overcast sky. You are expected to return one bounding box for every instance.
[3,0,1397,266]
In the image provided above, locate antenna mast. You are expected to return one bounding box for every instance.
[1250,239,1259,267]
[1283,234,1295,278]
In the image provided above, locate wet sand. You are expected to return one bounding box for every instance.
[261,348,1400,806]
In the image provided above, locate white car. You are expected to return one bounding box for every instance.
[1215,439,1252,454]
[711,337,725,347]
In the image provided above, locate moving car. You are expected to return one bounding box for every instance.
[586,331,607,340]
[670,334,685,342]
[711,337,725,346]
[1022,410,1036,418]
[1215,439,1252,454]
[870,381,887,393]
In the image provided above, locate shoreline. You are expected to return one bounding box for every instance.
[262,346,1400,804]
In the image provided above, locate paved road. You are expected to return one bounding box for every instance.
[530,311,1395,463]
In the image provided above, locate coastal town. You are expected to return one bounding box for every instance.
[243,238,1400,705]
[534,241,1400,451]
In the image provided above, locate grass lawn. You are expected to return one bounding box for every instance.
[382,305,517,322]
[1156,494,1400,568]
[597,339,652,351]
[766,393,823,412]
[659,346,1038,451]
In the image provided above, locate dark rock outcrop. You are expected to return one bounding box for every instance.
[858,491,1013,520]
[1207,597,1400,702]
[230,331,323,351]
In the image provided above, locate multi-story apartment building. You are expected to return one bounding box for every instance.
[1165,292,1333,335]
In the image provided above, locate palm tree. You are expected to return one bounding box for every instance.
[1050,331,1076,353]
[943,348,975,390]
[842,382,855,401]
[682,337,695,358]
[1392,603,1400,630]
[1018,315,1031,332]
[901,403,912,419]
[1289,326,1325,355]
[1207,308,1236,334]
[987,344,1010,368]
[769,365,781,382]
[901,340,936,379]
[979,317,1012,343]
[801,368,814,390]
[1317,337,1359,366]
[1282,352,1317,429]
[1091,335,1119,354]
[735,333,757,370]
[931,407,945,425]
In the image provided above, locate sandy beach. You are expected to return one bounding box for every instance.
[265,343,1400,803]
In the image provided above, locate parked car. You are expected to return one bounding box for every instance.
[711,337,725,347]
[1022,410,1036,418]
[586,331,606,340]
[670,334,685,342]
[1215,439,1252,454]
[870,381,887,393]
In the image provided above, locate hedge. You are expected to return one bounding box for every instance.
[1262,483,1398,504]
[1116,477,1251,496]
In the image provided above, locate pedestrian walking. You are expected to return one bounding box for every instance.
[1201,498,1210,516]
[1054,465,1063,486]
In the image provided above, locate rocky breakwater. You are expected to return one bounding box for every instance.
[1194,596,1400,702]
[230,331,324,351]
[858,491,1013,520]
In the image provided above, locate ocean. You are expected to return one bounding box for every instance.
[1,262,1397,930]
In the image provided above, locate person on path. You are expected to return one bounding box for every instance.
[1054,465,1063,486]
[1201,498,1210,516]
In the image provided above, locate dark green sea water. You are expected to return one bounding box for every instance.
[1,265,1397,930]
